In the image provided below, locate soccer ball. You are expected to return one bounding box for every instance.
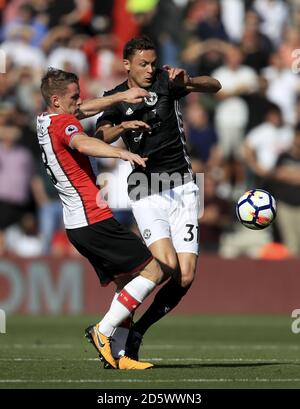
[236,189,276,230]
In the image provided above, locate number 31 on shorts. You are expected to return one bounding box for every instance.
[184,224,199,242]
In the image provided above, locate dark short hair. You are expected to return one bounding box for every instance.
[123,36,156,60]
[265,102,282,117]
[40,68,79,106]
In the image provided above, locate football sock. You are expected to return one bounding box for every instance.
[98,276,155,336]
[106,292,133,358]
[132,278,191,336]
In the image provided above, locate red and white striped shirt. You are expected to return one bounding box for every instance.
[36,112,112,229]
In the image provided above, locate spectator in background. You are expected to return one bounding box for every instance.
[220,221,273,258]
[278,26,300,69]
[92,0,114,35]
[2,2,48,46]
[243,76,274,133]
[59,0,93,33]
[5,212,43,257]
[0,112,35,255]
[0,71,17,107]
[0,24,46,73]
[212,44,258,197]
[262,50,300,125]
[213,44,258,161]
[47,32,88,75]
[41,25,74,55]
[185,101,221,172]
[242,103,293,187]
[181,38,225,77]
[240,10,274,73]
[16,73,42,120]
[31,159,63,255]
[220,0,245,43]
[83,34,125,88]
[253,0,290,47]
[1,57,45,154]
[40,0,78,30]
[269,124,300,256]
[194,0,229,41]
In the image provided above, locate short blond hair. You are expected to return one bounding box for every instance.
[41,68,79,106]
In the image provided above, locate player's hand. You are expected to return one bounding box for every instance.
[163,65,189,87]
[119,150,148,168]
[120,120,151,131]
[121,88,150,104]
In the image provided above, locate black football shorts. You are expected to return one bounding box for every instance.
[66,217,153,286]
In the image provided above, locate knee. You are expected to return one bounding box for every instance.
[157,253,179,276]
[179,264,196,288]
[180,275,194,288]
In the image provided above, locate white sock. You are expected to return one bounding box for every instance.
[122,275,156,302]
[98,276,155,336]
[109,292,133,358]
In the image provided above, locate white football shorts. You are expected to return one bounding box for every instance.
[130,181,200,254]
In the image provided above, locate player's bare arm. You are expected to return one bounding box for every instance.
[164,65,221,93]
[95,120,151,144]
[71,132,148,167]
[186,75,221,93]
[77,88,150,119]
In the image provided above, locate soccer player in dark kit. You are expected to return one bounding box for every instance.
[96,36,221,364]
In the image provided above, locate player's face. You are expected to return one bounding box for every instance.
[56,82,82,116]
[124,49,157,88]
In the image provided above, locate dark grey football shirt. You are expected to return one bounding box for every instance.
[96,68,193,198]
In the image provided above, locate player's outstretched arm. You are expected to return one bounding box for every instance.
[77,88,150,119]
[186,75,221,93]
[95,120,151,144]
[164,65,221,93]
[71,133,148,167]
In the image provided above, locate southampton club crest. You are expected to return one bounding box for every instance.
[144,91,158,106]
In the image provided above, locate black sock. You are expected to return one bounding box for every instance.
[132,278,191,336]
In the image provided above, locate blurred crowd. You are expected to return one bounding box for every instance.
[1,0,300,258]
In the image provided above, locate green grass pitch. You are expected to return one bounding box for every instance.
[0,315,299,389]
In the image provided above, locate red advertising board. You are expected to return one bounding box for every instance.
[0,255,299,314]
